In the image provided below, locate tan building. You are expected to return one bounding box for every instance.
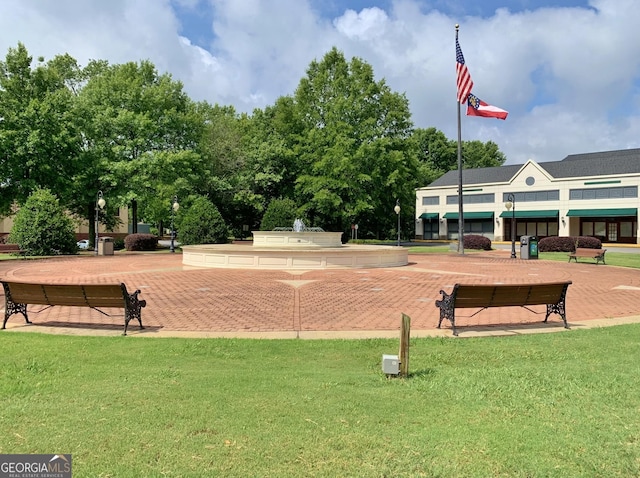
[0,208,129,240]
[415,148,640,244]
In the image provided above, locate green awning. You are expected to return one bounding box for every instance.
[499,210,559,219]
[566,208,638,218]
[418,213,439,220]
[443,212,494,220]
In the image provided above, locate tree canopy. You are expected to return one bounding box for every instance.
[0,43,81,216]
[0,43,508,242]
[291,47,419,237]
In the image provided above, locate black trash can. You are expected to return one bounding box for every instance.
[520,235,538,260]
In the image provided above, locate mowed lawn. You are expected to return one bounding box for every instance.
[1,327,639,477]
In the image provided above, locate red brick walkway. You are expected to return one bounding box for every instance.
[1,250,639,337]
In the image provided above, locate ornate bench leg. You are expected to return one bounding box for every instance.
[123,289,146,336]
[2,283,32,329]
[435,289,458,336]
[544,284,570,329]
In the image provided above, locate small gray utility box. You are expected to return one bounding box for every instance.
[382,354,400,375]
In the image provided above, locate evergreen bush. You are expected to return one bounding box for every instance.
[463,234,492,250]
[538,236,602,252]
[124,234,158,251]
[178,197,228,245]
[260,198,299,231]
[8,189,77,256]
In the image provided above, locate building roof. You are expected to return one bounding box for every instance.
[540,148,640,178]
[427,164,522,187]
[424,148,640,188]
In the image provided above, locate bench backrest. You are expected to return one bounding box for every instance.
[452,281,571,309]
[575,248,605,254]
[3,281,126,308]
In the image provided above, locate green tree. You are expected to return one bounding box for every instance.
[229,98,302,233]
[0,43,81,216]
[8,189,77,255]
[291,47,419,238]
[462,140,506,169]
[194,104,248,235]
[260,198,300,231]
[412,127,457,183]
[412,127,507,185]
[178,196,228,245]
[74,60,202,243]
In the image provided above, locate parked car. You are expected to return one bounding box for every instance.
[77,239,90,250]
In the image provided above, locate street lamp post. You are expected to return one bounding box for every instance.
[505,193,516,259]
[94,191,106,255]
[394,199,401,247]
[170,195,179,253]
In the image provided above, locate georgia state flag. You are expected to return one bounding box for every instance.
[467,93,508,120]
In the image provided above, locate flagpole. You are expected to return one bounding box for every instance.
[455,24,464,255]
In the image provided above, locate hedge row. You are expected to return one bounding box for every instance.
[124,233,158,251]
[537,236,602,252]
[463,234,492,250]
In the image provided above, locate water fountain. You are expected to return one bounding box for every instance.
[181,220,408,270]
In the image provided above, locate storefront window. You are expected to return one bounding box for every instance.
[537,222,548,236]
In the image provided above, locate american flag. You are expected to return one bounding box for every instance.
[456,36,473,104]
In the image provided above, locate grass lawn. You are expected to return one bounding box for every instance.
[1,327,640,477]
[407,245,640,269]
[538,251,640,268]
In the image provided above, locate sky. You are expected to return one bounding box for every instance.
[1,0,640,165]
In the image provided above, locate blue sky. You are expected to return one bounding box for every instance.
[1,0,639,165]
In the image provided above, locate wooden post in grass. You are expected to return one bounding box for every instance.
[399,313,410,377]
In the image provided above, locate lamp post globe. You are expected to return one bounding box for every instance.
[170,195,179,253]
[94,191,106,255]
[394,200,401,247]
[505,193,516,259]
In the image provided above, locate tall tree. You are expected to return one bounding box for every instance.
[413,127,507,185]
[0,43,81,216]
[462,140,506,169]
[74,60,201,241]
[291,47,419,238]
[233,97,302,230]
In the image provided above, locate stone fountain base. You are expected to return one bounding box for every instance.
[252,231,343,248]
[182,229,408,270]
[182,243,408,270]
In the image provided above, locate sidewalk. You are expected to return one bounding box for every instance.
[2,250,640,338]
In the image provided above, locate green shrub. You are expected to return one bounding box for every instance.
[8,189,77,256]
[260,198,298,231]
[179,197,228,245]
[124,234,158,251]
[538,236,602,252]
[463,234,492,250]
[574,236,602,249]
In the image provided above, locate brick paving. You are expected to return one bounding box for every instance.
[1,249,640,337]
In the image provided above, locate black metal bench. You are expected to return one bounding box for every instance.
[568,248,606,265]
[1,280,146,335]
[435,281,572,336]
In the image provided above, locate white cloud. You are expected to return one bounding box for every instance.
[1,0,640,164]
